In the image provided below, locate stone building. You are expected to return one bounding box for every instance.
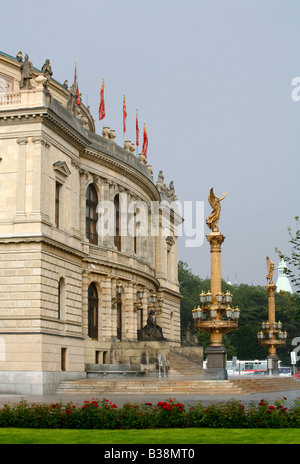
[0,51,184,394]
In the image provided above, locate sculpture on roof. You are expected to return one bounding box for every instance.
[16,51,23,63]
[41,59,53,91]
[156,171,177,200]
[67,81,78,114]
[206,188,228,232]
[19,54,33,90]
[266,256,276,283]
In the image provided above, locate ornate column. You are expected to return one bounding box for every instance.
[193,189,239,380]
[257,257,287,375]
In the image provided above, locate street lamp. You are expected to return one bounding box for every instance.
[192,189,239,380]
[257,257,287,375]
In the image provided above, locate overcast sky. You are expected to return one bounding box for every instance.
[1,0,300,287]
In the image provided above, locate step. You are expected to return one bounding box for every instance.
[56,376,300,396]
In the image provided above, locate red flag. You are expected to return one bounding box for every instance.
[74,61,81,106]
[99,79,105,120]
[142,122,148,157]
[136,108,139,147]
[123,93,127,133]
[76,83,81,106]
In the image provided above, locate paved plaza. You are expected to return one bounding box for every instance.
[0,388,299,410]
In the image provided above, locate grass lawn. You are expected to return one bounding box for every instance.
[0,428,299,444]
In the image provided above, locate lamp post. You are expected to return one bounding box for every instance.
[192,189,239,380]
[257,257,287,375]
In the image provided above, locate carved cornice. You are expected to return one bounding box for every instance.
[83,149,160,201]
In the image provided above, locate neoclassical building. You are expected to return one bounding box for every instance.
[0,51,183,394]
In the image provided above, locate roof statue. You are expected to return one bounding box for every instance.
[206,188,228,232]
[19,54,33,89]
[266,256,276,283]
[276,259,293,293]
[41,59,53,92]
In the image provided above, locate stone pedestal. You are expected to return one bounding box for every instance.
[267,354,279,376]
[205,345,228,380]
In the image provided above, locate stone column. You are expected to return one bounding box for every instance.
[31,137,51,223]
[79,169,88,240]
[82,270,89,338]
[15,137,28,220]
[71,160,80,236]
[103,276,113,340]
[125,282,136,340]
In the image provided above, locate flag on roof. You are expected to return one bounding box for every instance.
[123,93,127,133]
[142,122,148,157]
[74,60,81,106]
[136,108,139,148]
[99,79,105,121]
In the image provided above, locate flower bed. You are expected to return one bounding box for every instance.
[0,397,299,429]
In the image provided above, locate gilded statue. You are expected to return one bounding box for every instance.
[206,188,228,232]
[266,256,276,283]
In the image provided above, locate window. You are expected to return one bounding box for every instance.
[61,348,67,371]
[117,300,122,340]
[133,211,137,254]
[55,182,61,228]
[58,277,65,319]
[86,184,98,244]
[114,194,121,251]
[88,283,98,339]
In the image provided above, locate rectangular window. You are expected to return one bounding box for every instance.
[61,347,67,371]
[55,182,61,228]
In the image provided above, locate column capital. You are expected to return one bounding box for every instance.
[16,136,28,145]
[206,232,225,251]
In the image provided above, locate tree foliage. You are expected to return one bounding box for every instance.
[276,216,300,316]
[178,261,300,365]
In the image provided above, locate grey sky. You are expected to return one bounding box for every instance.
[1,0,299,287]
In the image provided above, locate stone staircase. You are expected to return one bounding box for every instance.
[230,377,300,393]
[167,351,203,376]
[55,376,300,396]
[56,378,245,395]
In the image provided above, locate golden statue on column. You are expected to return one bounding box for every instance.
[192,188,240,380]
[206,188,228,232]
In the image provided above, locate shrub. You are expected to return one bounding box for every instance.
[0,397,299,429]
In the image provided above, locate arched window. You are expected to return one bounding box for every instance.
[88,283,98,339]
[86,184,98,245]
[114,194,121,251]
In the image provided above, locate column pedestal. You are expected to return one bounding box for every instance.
[205,345,228,380]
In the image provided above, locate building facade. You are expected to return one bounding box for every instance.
[0,51,183,394]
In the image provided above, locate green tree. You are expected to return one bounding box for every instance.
[276,216,300,295]
[178,262,300,365]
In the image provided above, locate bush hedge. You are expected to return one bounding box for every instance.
[0,397,300,429]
